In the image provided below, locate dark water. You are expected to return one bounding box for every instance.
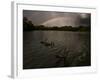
[23,31,91,69]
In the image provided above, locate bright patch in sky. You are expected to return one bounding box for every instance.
[80,14,89,19]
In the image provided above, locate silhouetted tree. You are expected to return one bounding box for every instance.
[23,17,28,31]
[23,17,34,31]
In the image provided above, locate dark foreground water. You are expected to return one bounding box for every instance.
[23,31,90,69]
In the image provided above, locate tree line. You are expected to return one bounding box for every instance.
[23,17,90,31]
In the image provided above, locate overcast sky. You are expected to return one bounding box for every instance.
[23,10,91,27]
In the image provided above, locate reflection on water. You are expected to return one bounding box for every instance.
[23,31,90,69]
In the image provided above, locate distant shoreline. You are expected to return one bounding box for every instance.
[23,17,90,32]
[23,30,90,32]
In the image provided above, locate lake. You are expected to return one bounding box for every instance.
[23,31,91,69]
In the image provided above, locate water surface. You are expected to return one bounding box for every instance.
[23,31,90,69]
